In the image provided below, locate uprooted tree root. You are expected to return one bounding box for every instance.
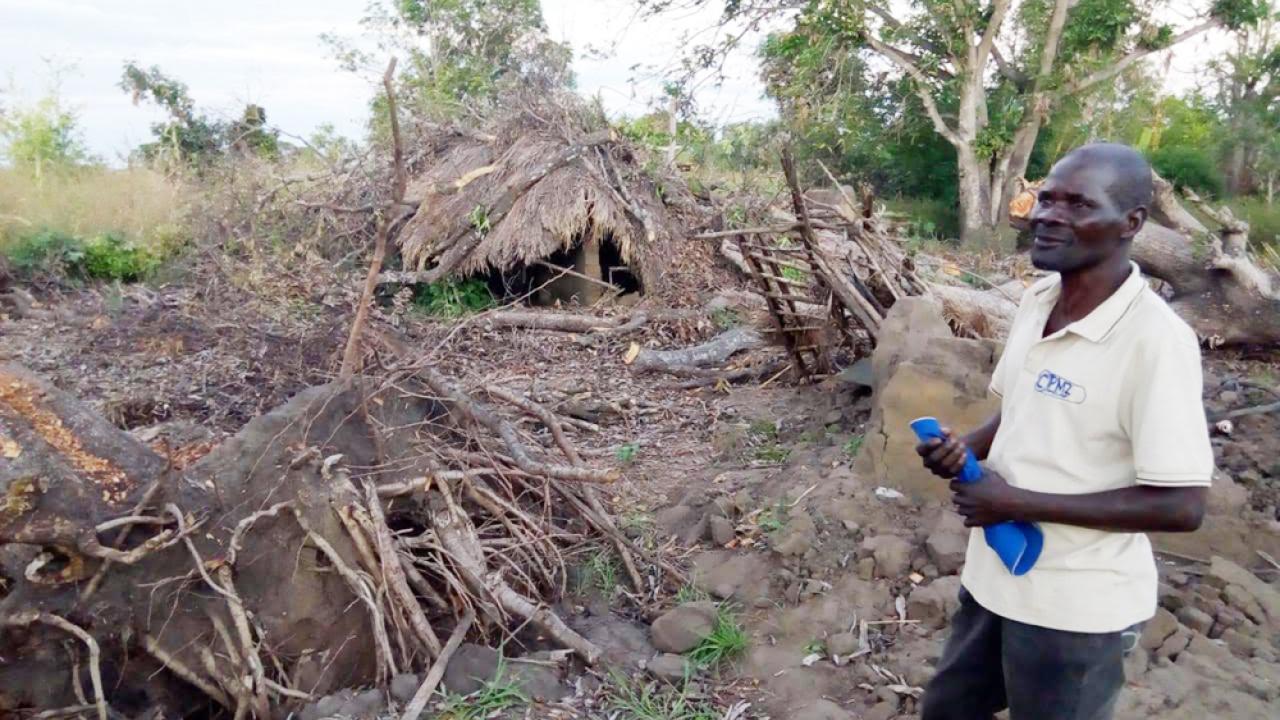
[0,360,673,718]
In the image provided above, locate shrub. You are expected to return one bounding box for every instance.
[1148,146,1225,198]
[886,195,961,242]
[411,277,496,317]
[3,228,161,282]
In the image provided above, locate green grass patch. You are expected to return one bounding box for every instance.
[843,434,865,457]
[752,444,791,464]
[674,584,711,604]
[437,661,526,720]
[412,277,495,318]
[616,443,639,464]
[5,228,163,282]
[687,604,749,669]
[710,306,740,330]
[605,672,719,720]
[578,547,620,595]
[747,419,778,440]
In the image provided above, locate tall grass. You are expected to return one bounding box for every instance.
[0,166,187,253]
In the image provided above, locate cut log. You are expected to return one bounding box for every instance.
[631,327,765,372]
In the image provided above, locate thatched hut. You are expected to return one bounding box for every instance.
[384,108,689,305]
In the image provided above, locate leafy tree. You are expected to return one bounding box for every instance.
[646,0,1266,245]
[0,96,92,179]
[1208,0,1278,194]
[328,0,573,123]
[120,63,280,166]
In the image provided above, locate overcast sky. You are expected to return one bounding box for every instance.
[0,0,776,162]
[0,0,1229,163]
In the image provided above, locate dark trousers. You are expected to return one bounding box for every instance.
[921,587,1137,720]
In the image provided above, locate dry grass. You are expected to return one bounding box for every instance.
[0,166,188,251]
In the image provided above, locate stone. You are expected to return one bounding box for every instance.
[312,694,346,719]
[1208,557,1280,626]
[774,513,817,557]
[865,700,897,720]
[647,653,691,683]
[390,673,420,704]
[584,618,655,668]
[924,512,968,575]
[827,632,859,656]
[855,298,1002,502]
[1208,472,1250,515]
[835,358,874,390]
[1153,626,1191,661]
[1123,647,1149,679]
[1222,584,1268,626]
[863,535,913,578]
[857,557,876,580]
[792,698,858,720]
[708,515,735,546]
[351,688,384,714]
[511,661,569,701]
[443,644,502,695]
[1219,389,1240,405]
[1176,606,1215,635]
[650,602,718,653]
[907,576,962,630]
[1221,628,1263,659]
[1185,634,1234,664]
[655,505,707,546]
[1141,604,1177,650]
[824,409,844,425]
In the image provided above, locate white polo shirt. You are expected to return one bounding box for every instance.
[962,263,1214,633]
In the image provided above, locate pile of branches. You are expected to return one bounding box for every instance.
[0,349,675,719]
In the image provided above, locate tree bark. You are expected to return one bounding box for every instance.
[957,144,995,246]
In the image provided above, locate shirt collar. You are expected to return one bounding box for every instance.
[1033,262,1146,343]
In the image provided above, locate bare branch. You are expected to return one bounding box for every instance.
[1058,18,1222,99]
[861,33,964,147]
[975,0,1014,69]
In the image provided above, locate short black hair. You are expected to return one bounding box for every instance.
[1058,142,1153,211]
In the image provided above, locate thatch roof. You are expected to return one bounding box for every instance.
[394,108,681,294]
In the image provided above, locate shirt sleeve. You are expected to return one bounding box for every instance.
[1127,332,1214,487]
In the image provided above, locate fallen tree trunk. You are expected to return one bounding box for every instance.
[631,327,765,372]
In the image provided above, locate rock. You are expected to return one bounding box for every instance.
[855,298,1002,501]
[835,358,874,390]
[863,535,913,578]
[1219,390,1240,405]
[707,515,735,546]
[647,653,691,683]
[312,694,346,719]
[650,602,718,653]
[1141,609,1178,651]
[443,644,502,695]
[907,576,962,630]
[1222,584,1268,626]
[792,698,858,720]
[508,661,568,701]
[828,632,859,656]
[823,409,844,425]
[1208,557,1280,626]
[1221,628,1264,659]
[656,505,707,546]
[1185,634,1234,664]
[857,557,875,580]
[924,512,968,575]
[390,673,420,704]
[351,689,384,715]
[583,618,654,668]
[1153,626,1191,661]
[1176,606,1214,635]
[774,513,817,557]
[865,700,897,720]
[1208,471,1250,515]
[1123,647,1149,679]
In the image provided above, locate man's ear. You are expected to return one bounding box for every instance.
[1122,206,1148,240]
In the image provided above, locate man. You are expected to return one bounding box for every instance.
[916,143,1213,720]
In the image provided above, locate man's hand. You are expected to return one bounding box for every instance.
[950,468,1026,528]
[916,427,970,479]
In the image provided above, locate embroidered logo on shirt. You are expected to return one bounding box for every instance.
[1034,370,1087,404]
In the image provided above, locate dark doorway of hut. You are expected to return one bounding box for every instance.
[483,234,641,307]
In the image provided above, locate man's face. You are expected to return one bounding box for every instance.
[1028,158,1144,273]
